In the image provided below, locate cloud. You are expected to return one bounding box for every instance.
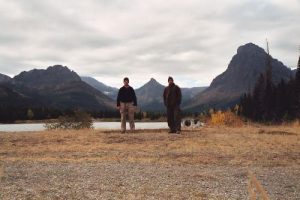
[0,0,299,87]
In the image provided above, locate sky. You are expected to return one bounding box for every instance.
[0,0,299,88]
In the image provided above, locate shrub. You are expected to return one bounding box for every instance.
[45,110,94,130]
[209,110,243,127]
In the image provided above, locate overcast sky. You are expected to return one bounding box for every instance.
[0,0,299,88]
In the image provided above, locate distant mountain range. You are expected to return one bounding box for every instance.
[82,77,207,111]
[0,42,297,117]
[0,65,114,112]
[0,66,207,117]
[134,78,206,111]
[183,43,295,111]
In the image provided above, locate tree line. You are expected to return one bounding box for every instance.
[239,54,300,122]
[0,105,169,123]
[0,106,121,123]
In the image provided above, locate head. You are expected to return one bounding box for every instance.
[168,76,174,85]
[123,77,129,86]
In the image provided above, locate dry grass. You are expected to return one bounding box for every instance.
[0,125,299,167]
[0,165,3,178]
[0,125,299,199]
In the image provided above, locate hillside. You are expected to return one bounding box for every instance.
[81,76,118,99]
[0,73,11,83]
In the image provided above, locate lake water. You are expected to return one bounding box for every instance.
[0,122,168,132]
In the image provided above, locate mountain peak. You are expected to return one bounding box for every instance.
[237,43,266,55]
[47,65,70,71]
[143,78,163,88]
[149,78,158,83]
[14,65,81,88]
[135,78,165,111]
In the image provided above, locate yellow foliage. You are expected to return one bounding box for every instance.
[209,111,243,127]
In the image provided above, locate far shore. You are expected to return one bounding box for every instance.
[2,118,167,124]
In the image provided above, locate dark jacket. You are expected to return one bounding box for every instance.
[163,83,182,107]
[117,86,137,106]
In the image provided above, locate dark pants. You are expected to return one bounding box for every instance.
[167,106,181,131]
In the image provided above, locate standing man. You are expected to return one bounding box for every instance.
[117,77,137,133]
[163,76,182,134]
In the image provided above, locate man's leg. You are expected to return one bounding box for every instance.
[128,103,135,131]
[167,107,175,132]
[120,103,126,133]
[174,106,181,133]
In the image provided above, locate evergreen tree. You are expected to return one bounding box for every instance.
[274,79,288,121]
[263,50,275,121]
[239,93,253,118]
[252,74,265,121]
[240,52,299,122]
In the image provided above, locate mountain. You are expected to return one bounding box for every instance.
[293,69,297,77]
[135,78,165,111]
[14,65,81,89]
[0,83,33,105]
[135,78,207,111]
[0,73,11,83]
[81,76,207,112]
[184,43,294,111]
[181,87,207,102]
[81,76,118,99]
[1,65,114,113]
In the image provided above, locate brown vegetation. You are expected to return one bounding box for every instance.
[0,164,3,178]
[0,125,298,166]
[0,124,299,199]
[209,111,243,127]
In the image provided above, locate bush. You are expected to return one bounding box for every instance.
[209,110,243,127]
[45,110,94,130]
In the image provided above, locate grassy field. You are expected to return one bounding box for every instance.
[0,124,299,199]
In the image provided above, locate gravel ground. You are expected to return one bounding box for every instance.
[0,161,299,200]
[1,126,299,199]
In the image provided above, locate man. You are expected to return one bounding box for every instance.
[117,77,137,133]
[163,76,182,134]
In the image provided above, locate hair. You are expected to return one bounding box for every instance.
[123,77,129,82]
[168,76,173,81]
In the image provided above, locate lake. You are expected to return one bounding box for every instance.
[0,122,168,132]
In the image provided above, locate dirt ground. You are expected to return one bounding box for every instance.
[0,125,299,199]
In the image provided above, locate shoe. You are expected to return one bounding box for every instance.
[175,130,181,134]
[121,130,125,134]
